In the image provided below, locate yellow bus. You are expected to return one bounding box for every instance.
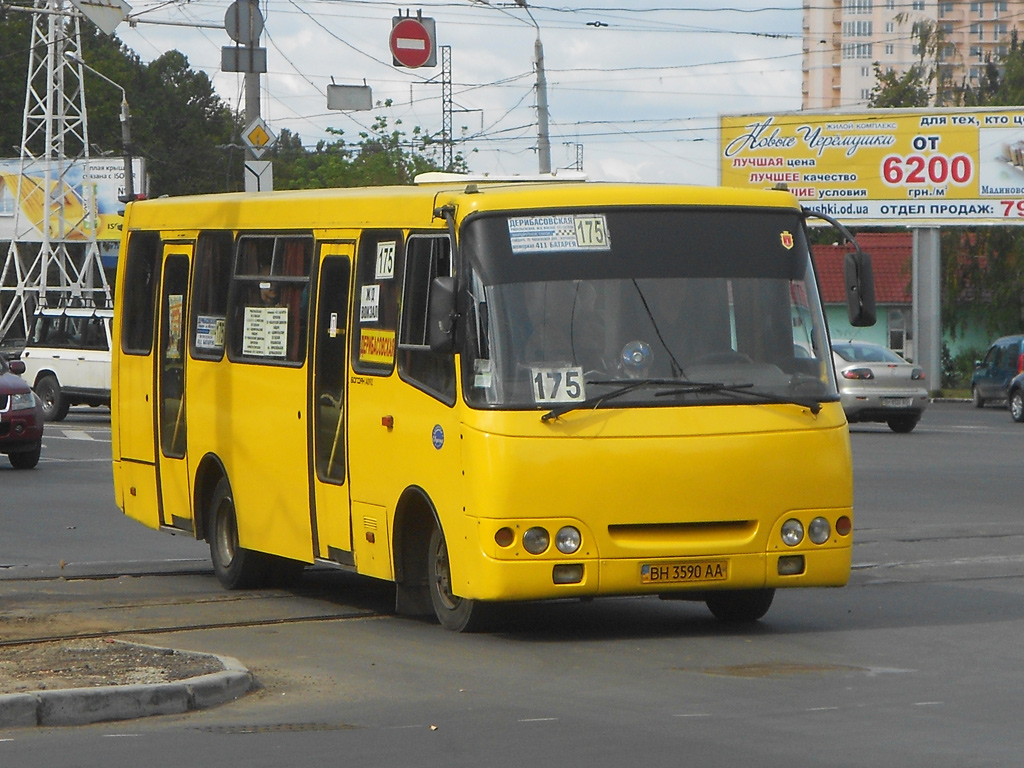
[111,177,875,631]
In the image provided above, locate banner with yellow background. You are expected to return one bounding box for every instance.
[719,108,1024,225]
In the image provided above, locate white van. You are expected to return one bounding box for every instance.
[19,308,112,421]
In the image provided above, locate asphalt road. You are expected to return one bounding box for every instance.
[2,401,1023,767]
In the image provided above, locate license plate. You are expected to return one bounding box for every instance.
[882,397,912,408]
[640,560,728,584]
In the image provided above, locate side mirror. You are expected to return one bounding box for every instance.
[844,250,876,327]
[428,276,457,353]
[9,359,26,375]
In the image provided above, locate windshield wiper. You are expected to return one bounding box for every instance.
[541,378,682,422]
[655,382,823,415]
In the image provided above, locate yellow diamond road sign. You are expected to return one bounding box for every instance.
[243,118,276,159]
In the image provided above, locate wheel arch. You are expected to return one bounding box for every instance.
[31,368,59,389]
[392,485,442,617]
[193,453,229,542]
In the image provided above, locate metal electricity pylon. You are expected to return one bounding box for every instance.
[0,0,111,345]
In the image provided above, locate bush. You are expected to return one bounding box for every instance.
[942,343,983,389]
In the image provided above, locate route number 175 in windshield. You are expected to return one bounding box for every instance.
[532,366,586,403]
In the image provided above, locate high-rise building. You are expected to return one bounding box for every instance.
[803,0,1016,109]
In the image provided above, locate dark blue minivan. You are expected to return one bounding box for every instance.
[971,335,1024,407]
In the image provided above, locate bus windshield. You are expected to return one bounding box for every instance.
[459,207,837,412]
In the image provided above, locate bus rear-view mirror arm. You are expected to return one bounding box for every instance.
[428,276,458,353]
[803,208,876,328]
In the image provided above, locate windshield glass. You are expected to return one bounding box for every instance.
[459,207,837,412]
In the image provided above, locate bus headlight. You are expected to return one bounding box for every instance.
[555,526,581,554]
[781,519,804,547]
[808,517,831,544]
[523,527,550,555]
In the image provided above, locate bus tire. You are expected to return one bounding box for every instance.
[35,375,69,422]
[427,525,489,632]
[705,588,775,623]
[209,477,266,590]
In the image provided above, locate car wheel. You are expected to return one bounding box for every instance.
[427,524,491,632]
[887,415,919,433]
[1012,391,1024,423]
[208,477,268,589]
[705,588,775,623]
[35,375,69,422]
[8,444,41,470]
[972,385,986,408]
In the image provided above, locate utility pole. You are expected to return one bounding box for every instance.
[222,0,272,191]
[533,33,551,174]
[514,0,550,174]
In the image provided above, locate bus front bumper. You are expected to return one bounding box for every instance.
[452,546,852,603]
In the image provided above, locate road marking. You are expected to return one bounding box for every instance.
[518,717,558,723]
[61,430,95,440]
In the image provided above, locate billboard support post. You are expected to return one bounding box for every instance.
[913,228,942,394]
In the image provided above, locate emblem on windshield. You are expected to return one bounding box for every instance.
[780,231,794,250]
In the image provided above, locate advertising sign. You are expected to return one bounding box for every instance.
[719,108,1024,225]
[0,157,143,242]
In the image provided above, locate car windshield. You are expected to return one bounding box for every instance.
[458,207,838,412]
[833,343,906,364]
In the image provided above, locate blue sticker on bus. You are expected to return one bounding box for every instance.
[431,424,444,450]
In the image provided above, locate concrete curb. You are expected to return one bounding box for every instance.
[0,651,254,728]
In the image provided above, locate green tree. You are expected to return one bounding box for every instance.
[0,14,240,196]
[0,10,32,157]
[272,107,468,189]
[869,29,1024,341]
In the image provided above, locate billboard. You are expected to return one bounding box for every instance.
[719,108,1024,225]
[0,157,144,242]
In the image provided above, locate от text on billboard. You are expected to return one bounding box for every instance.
[719,108,1024,225]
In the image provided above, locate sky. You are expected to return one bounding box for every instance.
[109,0,804,186]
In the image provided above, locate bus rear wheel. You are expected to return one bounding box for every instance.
[428,525,489,632]
[705,588,775,623]
[209,478,266,590]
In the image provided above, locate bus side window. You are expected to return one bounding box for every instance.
[121,231,162,355]
[398,236,455,404]
[351,231,403,376]
[228,234,312,365]
[190,231,233,360]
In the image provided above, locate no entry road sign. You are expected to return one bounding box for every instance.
[390,16,437,68]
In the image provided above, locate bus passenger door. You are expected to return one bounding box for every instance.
[310,246,353,559]
[156,245,193,530]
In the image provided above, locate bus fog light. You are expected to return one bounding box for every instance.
[778,555,805,575]
[808,517,831,544]
[781,519,804,547]
[494,527,515,548]
[552,564,584,584]
[523,527,550,554]
[836,515,852,536]
[555,526,581,554]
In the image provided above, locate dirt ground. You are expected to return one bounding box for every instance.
[0,638,226,695]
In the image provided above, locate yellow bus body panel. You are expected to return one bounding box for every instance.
[450,401,853,601]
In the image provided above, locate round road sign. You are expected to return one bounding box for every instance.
[390,18,433,68]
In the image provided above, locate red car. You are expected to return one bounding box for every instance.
[0,354,43,469]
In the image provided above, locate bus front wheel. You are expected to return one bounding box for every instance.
[427,526,489,632]
[209,478,265,590]
[705,588,775,623]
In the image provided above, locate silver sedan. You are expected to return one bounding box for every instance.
[832,341,929,433]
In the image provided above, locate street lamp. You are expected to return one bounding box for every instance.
[63,51,136,203]
[472,0,551,174]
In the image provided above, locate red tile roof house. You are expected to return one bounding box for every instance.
[813,231,994,365]
[813,232,915,358]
